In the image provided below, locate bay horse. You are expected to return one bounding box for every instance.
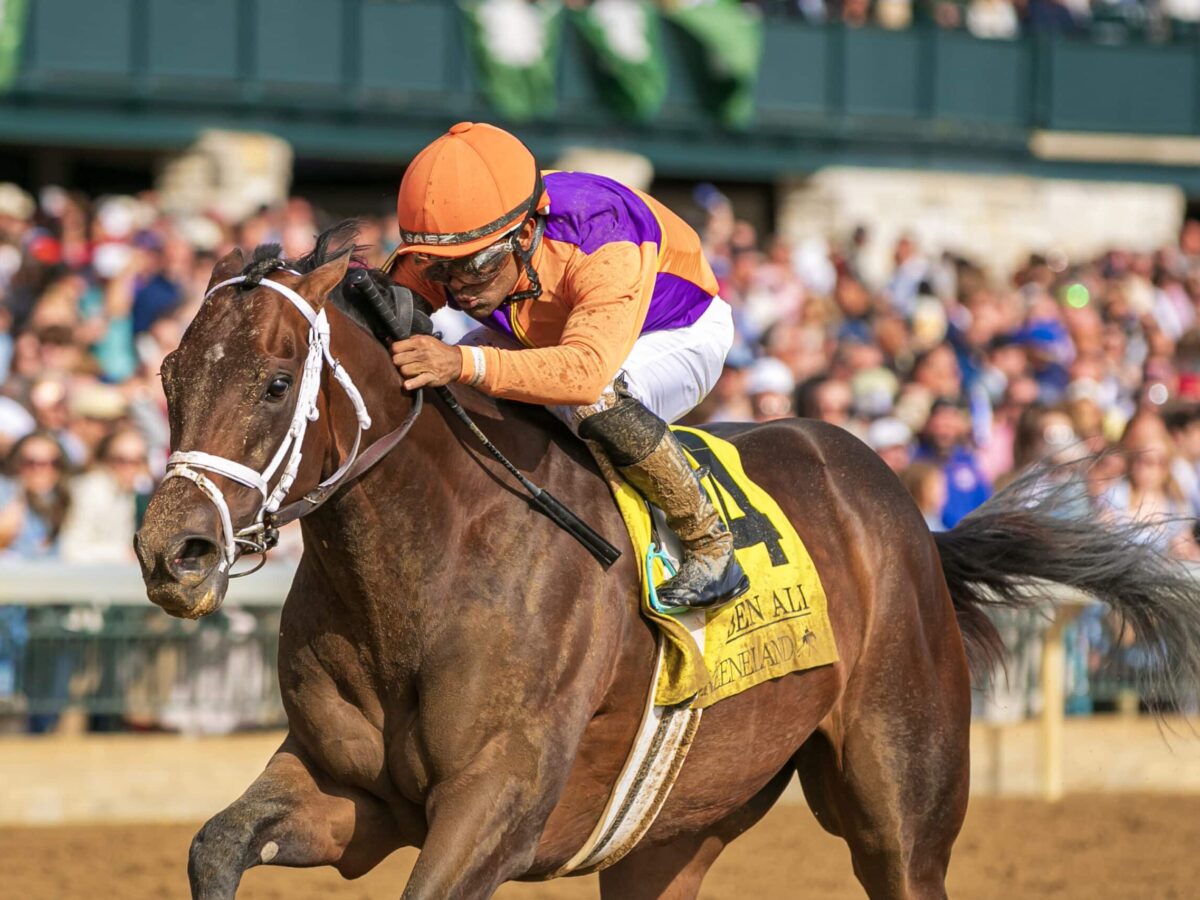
[135,226,1200,899]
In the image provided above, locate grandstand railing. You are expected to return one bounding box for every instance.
[0,562,296,734]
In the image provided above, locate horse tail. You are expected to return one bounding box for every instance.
[933,464,1200,704]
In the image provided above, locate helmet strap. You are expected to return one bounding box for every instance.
[504,214,546,305]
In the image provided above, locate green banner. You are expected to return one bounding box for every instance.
[572,0,666,122]
[0,0,28,92]
[460,0,563,122]
[663,0,763,129]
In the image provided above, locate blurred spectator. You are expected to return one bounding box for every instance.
[901,461,948,532]
[693,362,755,424]
[795,374,854,429]
[877,0,914,28]
[58,427,153,563]
[27,378,87,466]
[0,431,71,559]
[884,235,929,317]
[1101,413,1200,559]
[1011,404,1080,474]
[867,416,914,473]
[967,0,1019,36]
[745,357,796,421]
[913,397,992,527]
[1027,0,1085,30]
[1165,403,1200,512]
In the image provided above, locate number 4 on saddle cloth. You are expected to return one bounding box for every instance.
[609,426,839,710]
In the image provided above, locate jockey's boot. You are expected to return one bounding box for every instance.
[578,385,750,610]
[619,430,750,609]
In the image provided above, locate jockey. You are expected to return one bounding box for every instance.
[386,122,748,610]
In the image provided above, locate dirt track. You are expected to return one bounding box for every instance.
[3,794,1199,899]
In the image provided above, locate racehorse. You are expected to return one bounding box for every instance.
[135,225,1200,899]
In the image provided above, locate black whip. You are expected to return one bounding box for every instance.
[348,270,621,568]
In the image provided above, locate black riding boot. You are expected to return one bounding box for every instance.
[579,386,749,610]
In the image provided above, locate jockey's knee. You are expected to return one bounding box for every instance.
[576,377,666,467]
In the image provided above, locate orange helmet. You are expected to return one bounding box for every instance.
[393,122,547,261]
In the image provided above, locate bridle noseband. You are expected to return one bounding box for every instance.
[162,271,422,575]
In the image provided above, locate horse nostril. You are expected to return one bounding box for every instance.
[167,536,222,579]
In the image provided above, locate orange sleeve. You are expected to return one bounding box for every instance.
[462,241,657,406]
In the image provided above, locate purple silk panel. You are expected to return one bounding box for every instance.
[643,272,715,333]
[542,171,661,252]
[543,171,715,333]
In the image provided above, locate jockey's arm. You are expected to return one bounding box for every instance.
[458,241,658,406]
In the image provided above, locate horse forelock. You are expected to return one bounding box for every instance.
[187,220,440,385]
[207,220,434,346]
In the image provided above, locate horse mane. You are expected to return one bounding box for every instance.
[241,219,434,339]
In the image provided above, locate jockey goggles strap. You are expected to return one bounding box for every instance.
[503,215,546,305]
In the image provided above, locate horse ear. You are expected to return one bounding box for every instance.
[299,254,351,310]
[206,248,245,293]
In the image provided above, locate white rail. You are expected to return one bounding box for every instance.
[0,561,298,606]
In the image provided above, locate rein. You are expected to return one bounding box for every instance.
[162,271,423,575]
[348,271,621,568]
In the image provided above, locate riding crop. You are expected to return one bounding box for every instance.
[348,270,622,568]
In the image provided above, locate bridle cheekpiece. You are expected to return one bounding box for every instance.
[162,271,375,575]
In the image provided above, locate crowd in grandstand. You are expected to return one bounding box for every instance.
[2,178,1200,562]
[1,174,1197,728]
[686,183,1200,562]
[555,0,1200,42]
[743,0,1200,37]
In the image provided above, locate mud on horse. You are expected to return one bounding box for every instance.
[136,227,1200,900]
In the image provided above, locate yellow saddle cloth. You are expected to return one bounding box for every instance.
[607,426,839,709]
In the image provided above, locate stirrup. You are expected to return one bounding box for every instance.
[645,543,749,615]
[660,555,750,611]
[646,543,686,615]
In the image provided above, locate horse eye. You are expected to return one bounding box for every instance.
[265,376,292,400]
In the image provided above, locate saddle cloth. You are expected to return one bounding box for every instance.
[613,426,839,708]
[554,426,839,875]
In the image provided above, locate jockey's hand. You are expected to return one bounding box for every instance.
[391,336,463,391]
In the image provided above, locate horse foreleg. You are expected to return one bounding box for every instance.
[188,734,406,900]
[399,731,576,900]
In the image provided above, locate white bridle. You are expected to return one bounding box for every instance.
[162,272,372,573]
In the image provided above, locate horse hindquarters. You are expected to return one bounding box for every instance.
[731,420,971,898]
[792,608,970,900]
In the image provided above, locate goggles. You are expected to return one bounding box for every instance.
[411,224,523,286]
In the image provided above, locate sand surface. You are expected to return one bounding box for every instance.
[3,794,1199,898]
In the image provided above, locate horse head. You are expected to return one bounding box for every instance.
[136,232,360,618]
